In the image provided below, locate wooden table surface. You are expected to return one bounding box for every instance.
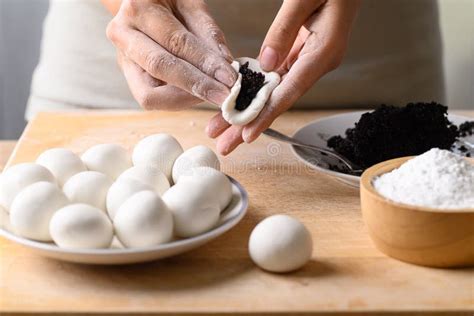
[0,110,473,316]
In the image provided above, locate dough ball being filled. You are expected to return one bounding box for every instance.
[36,148,87,186]
[114,191,173,248]
[118,165,169,196]
[63,171,113,211]
[172,145,220,183]
[178,166,232,211]
[106,178,155,220]
[0,163,56,210]
[132,133,183,181]
[221,57,280,126]
[81,144,132,179]
[249,215,313,273]
[162,181,220,238]
[50,204,113,249]
[10,181,68,241]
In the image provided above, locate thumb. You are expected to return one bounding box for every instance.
[259,0,325,71]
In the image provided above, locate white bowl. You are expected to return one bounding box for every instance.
[0,177,248,265]
[291,112,473,187]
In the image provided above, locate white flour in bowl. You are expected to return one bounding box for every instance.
[373,148,474,210]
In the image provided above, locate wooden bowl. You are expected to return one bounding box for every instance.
[360,157,474,268]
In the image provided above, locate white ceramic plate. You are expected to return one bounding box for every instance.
[291,111,473,187]
[0,177,248,265]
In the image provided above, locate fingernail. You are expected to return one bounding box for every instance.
[260,46,278,71]
[208,89,229,105]
[215,68,236,87]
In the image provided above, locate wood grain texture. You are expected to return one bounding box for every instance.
[0,110,473,315]
[0,141,16,170]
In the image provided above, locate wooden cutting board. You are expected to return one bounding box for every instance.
[0,110,473,315]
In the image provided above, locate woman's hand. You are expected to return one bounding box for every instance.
[105,0,237,110]
[207,0,360,155]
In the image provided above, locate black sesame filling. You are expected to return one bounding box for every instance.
[327,102,472,171]
[235,62,266,111]
[459,121,474,137]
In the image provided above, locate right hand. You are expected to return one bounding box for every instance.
[106,0,237,110]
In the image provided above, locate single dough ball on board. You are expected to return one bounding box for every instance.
[36,148,87,186]
[178,166,232,211]
[118,165,170,196]
[63,171,113,211]
[132,134,183,181]
[114,191,173,248]
[10,181,68,241]
[81,144,132,179]
[172,145,220,183]
[106,178,155,220]
[50,204,113,249]
[249,215,313,273]
[0,163,56,210]
[162,181,220,238]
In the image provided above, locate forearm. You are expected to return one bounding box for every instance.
[101,0,121,15]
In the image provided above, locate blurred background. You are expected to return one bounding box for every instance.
[0,0,472,139]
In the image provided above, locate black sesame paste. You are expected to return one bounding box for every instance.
[327,102,470,170]
[235,62,266,111]
[459,121,474,137]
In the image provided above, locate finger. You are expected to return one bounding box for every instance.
[245,0,361,142]
[277,27,310,74]
[107,24,229,105]
[243,34,335,143]
[259,0,325,71]
[122,57,202,111]
[178,0,234,62]
[206,112,231,138]
[241,77,300,144]
[134,4,236,88]
[216,126,244,156]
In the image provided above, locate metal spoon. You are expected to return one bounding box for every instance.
[263,128,363,175]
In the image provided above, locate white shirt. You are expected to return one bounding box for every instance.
[26,0,444,120]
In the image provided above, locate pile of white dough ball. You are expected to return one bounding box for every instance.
[0,134,233,249]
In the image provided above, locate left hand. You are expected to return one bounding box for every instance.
[206,0,361,155]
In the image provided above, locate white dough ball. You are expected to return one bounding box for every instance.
[81,144,132,179]
[114,191,173,248]
[162,181,220,238]
[10,181,68,241]
[179,166,232,211]
[63,171,113,210]
[249,215,313,273]
[36,148,87,186]
[118,165,169,196]
[132,134,183,181]
[106,178,155,220]
[0,163,56,210]
[50,204,113,249]
[172,145,220,183]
